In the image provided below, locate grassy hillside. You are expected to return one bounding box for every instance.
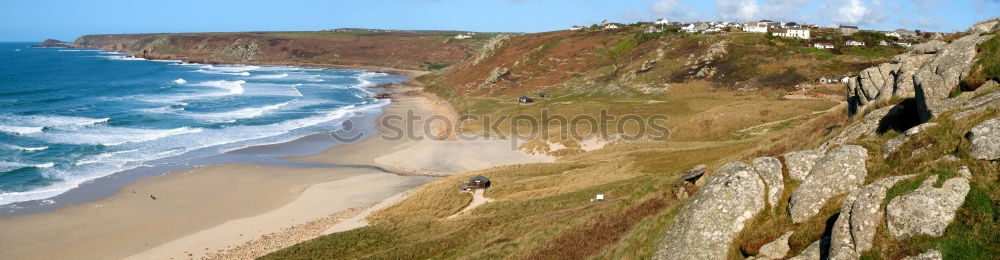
[261,23,923,259]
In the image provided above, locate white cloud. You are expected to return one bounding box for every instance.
[717,0,760,21]
[649,0,697,21]
[822,0,889,26]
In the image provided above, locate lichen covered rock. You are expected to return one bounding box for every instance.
[788,145,869,223]
[968,118,1000,160]
[752,157,784,213]
[914,34,994,121]
[654,162,766,260]
[757,231,793,260]
[829,175,915,259]
[783,149,824,181]
[886,175,970,238]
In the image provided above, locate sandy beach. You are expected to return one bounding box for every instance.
[0,82,552,260]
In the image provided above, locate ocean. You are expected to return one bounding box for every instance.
[0,42,405,207]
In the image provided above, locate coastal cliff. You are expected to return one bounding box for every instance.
[73,31,482,71]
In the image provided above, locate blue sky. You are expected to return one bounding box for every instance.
[1,0,997,42]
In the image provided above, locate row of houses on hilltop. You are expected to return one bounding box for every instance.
[568,19,926,42]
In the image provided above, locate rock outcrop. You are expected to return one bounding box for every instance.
[845,22,995,119]
[783,149,825,181]
[788,145,869,223]
[217,38,263,61]
[967,118,1000,160]
[886,175,970,238]
[752,157,784,212]
[654,162,765,260]
[902,249,943,260]
[914,33,995,121]
[908,40,946,55]
[788,238,826,260]
[32,39,71,48]
[829,175,915,259]
[752,231,793,260]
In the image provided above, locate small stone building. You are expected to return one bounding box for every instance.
[518,96,534,103]
[461,175,492,191]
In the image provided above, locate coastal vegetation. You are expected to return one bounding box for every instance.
[69,19,1000,259]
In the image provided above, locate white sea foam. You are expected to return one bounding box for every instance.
[0,161,54,173]
[57,49,100,52]
[185,100,294,122]
[150,59,183,63]
[200,65,260,72]
[0,126,44,135]
[1,144,49,152]
[240,82,306,97]
[173,78,187,85]
[74,149,141,166]
[253,73,289,79]
[40,126,204,146]
[0,115,109,129]
[193,80,246,94]
[194,69,251,76]
[108,56,147,61]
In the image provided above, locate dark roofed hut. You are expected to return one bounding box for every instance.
[518,96,534,103]
[464,175,491,190]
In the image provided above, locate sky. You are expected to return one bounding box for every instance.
[1,0,998,42]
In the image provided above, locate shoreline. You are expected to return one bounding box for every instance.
[0,71,553,259]
[0,66,394,217]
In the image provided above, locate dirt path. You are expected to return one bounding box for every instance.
[737,100,847,134]
[446,189,493,219]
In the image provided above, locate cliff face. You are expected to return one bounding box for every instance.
[73,32,478,70]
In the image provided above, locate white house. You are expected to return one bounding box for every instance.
[454,34,472,39]
[813,42,835,49]
[743,21,769,33]
[846,40,866,46]
[682,22,710,33]
[896,42,912,47]
[772,27,810,39]
[682,23,697,33]
[569,25,586,31]
[604,23,620,29]
[786,27,810,39]
[883,31,902,38]
[654,18,670,25]
[840,76,851,84]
